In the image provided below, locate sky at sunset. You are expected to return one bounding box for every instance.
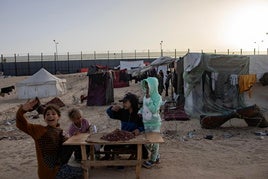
[1,0,268,55]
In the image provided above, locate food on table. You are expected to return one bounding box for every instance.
[101,129,135,141]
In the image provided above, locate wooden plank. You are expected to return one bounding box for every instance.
[63,132,164,146]
[90,145,94,160]
[64,133,89,145]
[136,144,142,179]
[85,133,148,145]
[145,132,165,143]
[83,160,138,167]
[80,145,89,179]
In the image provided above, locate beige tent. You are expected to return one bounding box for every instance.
[16,68,67,99]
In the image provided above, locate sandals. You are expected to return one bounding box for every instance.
[142,160,156,169]
[142,155,160,169]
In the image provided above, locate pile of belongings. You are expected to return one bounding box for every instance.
[101,129,135,141]
[200,104,268,129]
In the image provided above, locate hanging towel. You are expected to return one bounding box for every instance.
[230,74,238,86]
[211,72,218,91]
[239,74,257,98]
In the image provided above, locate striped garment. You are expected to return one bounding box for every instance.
[68,118,90,136]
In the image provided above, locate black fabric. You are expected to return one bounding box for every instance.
[119,70,129,82]
[58,145,76,166]
[73,145,90,161]
[56,164,83,179]
[260,72,268,86]
[107,107,144,132]
[104,144,148,159]
[172,72,178,94]
[1,85,15,94]
[88,73,107,87]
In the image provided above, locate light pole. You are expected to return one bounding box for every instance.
[254,40,264,55]
[160,40,163,57]
[266,33,268,54]
[53,40,59,61]
[53,40,59,73]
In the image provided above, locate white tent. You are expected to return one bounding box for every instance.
[16,68,67,99]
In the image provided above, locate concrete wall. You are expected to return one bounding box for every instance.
[0,58,155,76]
[248,55,268,80]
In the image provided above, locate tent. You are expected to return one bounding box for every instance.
[131,56,175,77]
[150,56,175,66]
[175,53,250,117]
[113,69,130,88]
[16,68,67,99]
[119,60,145,77]
[120,60,144,71]
[87,71,114,106]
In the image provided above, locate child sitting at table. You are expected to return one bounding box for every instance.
[16,98,82,179]
[140,77,162,169]
[68,107,91,162]
[105,92,148,160]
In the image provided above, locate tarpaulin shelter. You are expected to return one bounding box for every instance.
[173,53,268,128]
[131,56,175,77]
[86,70,114,106]
[16,68,67,99]
[150,56,175,66]
[175,53,250,117]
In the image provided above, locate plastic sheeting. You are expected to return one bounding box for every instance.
[120,60,144,70]
[182,53,249,117]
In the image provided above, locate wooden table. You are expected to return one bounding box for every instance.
[63,132,164,179]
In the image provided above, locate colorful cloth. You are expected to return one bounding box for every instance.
[239,74,257,97]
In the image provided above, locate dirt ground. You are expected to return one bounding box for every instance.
[0,73,267,179]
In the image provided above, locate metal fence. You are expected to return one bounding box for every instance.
[1,48,268,76]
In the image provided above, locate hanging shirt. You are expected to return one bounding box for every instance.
[211,72,219,91]
[230,74,238,86]
[239,74,257,98]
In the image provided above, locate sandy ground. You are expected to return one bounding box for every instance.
[0,73,268,179]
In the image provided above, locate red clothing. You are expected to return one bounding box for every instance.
[16,106,66,179]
